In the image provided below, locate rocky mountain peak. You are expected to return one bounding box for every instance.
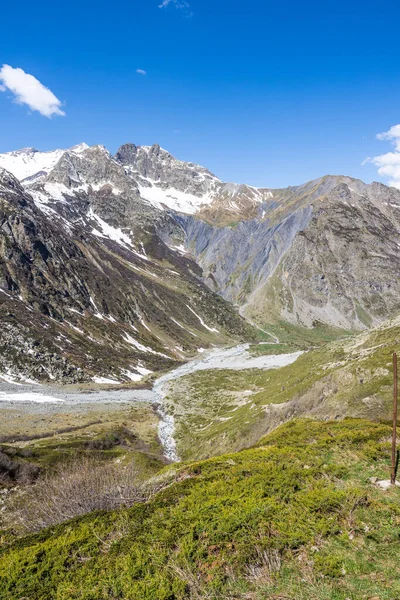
[45,144,134,193]
[0,143,89,184]
[0,167,25,195]
[114,142,216,180]
[148,143,162,157]
[114,143,138,165]
[1,141,267,217]
[70,142,90,153]
[15,147,37,155]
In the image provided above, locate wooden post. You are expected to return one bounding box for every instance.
[391,351,398,485]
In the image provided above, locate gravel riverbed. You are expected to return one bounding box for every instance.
[0,345,302,461]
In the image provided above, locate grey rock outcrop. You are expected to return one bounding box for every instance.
[0,158,255,383]
[170,175,400,331]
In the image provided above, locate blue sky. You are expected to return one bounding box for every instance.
[1,0,400,188]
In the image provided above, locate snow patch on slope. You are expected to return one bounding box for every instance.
[137,180,271,215]
[88,209,132,247]
[122,333,170,358]
[0,143,88,182]
[138,182,216,214]
[186,305,219,333]
[92,376,121,384]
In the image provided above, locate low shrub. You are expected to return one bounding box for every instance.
[0,450,40,485]
[1,419,399,600]
[5,456,145,532]
[314,553,345,578]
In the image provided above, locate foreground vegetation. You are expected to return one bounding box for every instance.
[0,401,164,488]
[1,418,399,599]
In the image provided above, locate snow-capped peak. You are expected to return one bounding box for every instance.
[69,142,90,153]
[0,143,89,183]
[0,140,271,217]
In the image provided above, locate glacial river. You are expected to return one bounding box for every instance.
[0,344,302,462]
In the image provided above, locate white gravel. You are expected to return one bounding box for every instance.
[153,344,302,462]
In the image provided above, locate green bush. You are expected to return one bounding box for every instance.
[314,553,345,578]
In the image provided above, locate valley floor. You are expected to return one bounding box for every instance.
[0,343,301,458]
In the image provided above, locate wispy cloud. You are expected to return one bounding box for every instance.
[136,68,147,76]
[158,0,192,16]
[0,64,65,118]
[365,125,400,189]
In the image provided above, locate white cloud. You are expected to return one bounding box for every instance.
[136,68,147,76]
[376,124,400,150]
[365,124,400,189]
[158,0,192,14]
[0,64,65,118]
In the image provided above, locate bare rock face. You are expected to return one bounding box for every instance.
[267,182,400,329]
[177,175,400,331]
[48,146,135,192]
[0,157,254,383]
[115,143,218,197]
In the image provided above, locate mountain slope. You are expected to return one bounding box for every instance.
[160,311,400,460]
[172,175,400,332]
[0,166,254,383]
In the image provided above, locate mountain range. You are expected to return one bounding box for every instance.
[1,141,400,383]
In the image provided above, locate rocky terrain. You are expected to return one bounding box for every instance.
[178,176,400,331]
[2,141,400,382]
[0,148,255,384]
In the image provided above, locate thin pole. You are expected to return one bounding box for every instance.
[391,351,398,485]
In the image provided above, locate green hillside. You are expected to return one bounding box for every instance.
[163,316,400,460]
[1,418,399,600]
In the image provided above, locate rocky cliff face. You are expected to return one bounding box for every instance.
[257,180,400,329]
[174,175,400,331]
[0,163,254,384]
